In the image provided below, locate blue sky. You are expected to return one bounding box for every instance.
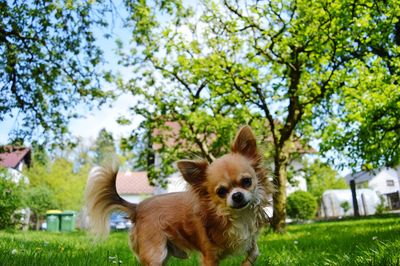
[0,4,139,145]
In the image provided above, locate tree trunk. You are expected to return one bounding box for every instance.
[350,180,360,217]
[271,152,289,233]
[35,214,40,231]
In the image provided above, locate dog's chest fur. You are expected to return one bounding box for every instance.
[225,208,259,254]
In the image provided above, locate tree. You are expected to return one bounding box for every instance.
[301,159,348,205]
[118,0,399,232]
[92,128,117,165]
[26,157,89,211]
[0,168,24,229]
[318,2,400,170]
[320,85,400,170]
[287,191,317,221]
[0,0,114,146]
[340,201,350,215]
[24,185,57,230]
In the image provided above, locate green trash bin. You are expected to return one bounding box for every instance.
[46,210,62,232]
[60,211,77,232]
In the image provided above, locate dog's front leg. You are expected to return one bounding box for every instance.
[200,252,219,266]
[242,241,259,266]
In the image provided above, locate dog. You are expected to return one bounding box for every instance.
[85,126,273,266]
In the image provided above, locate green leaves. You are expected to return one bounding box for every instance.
[286,190,318,220]
[0,168,25,229]
[0,0,113,146]
[301,159,348,204]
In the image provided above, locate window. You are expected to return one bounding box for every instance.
[386,180,395,187]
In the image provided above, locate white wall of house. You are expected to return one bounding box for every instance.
[153,172,188,194]
[166,172,188,193]
[287,174,307,195]
[368,168,400,195]
[286,160,308,195]
[396,167,400,184]
[16,161,24,172]
[120,194,152,204]
[6,168,29,184]
[320,189,380,217]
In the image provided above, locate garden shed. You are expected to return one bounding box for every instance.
[320,189,380,218]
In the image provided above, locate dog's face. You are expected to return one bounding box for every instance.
[177,126,262,211]
[206,154,258,210]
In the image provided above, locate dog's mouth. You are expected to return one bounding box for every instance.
[228,190,253,210]
[231,200,250,209]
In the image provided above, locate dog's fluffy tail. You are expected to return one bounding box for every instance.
[85,165,137,239]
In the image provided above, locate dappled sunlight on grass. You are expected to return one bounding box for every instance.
[259,217,400,265]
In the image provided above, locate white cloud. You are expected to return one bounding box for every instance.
[69,93,142,141]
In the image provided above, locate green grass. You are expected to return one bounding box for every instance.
[0,216,399,265]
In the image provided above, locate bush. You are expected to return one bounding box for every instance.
[24,185,58,230]
[375,194,387,215]
[287,190,317,220]
[340,201,351,215]
[0,169,24,229]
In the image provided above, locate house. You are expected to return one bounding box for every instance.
[0,146,31,183]
[116,171,156,203]
[320,189,380,217]
[0,146,31,171]
[0,146,31,229]
[346,167,400,210]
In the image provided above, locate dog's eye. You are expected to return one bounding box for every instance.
[241,177,252,188]
[216,186,228,198]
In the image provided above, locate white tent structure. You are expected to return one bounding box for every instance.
[320,189,380,218]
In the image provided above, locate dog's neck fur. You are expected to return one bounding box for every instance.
[193,187,267,257]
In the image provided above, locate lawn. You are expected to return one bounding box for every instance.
[0,216,399,266]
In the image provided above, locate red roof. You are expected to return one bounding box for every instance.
[116,171,155,195]
[152,121,315,154]
[152,121,215,151]
[0,146,31,169]
[152,121,182,150]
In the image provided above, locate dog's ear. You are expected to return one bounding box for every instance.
[177,160,208,185]
[231,126,257,158]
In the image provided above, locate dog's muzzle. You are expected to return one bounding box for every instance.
[231,192,249,209]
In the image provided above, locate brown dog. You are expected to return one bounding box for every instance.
[85,126,272,265]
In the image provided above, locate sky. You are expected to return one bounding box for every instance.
[0,3,139,145]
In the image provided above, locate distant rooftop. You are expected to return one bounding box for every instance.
[152,121,316,154]
[116,171,155,195]
[345,167,399,183]
[0,146,31,169]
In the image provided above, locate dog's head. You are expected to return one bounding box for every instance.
[177,126,266,211]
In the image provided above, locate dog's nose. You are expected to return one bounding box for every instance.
[232,192,244,203]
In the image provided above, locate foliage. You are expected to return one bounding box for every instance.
[286,191,317,220]
[301,159,348,204]
[23,184,57,230]
[0,217,399,265]
[375,195,387,215]
[92,128,117,166]
[0,168,24,229]
[316,2,400,170]
[340,201,351,215]
[117,0,400,231]
[0,0,114,146]
[25,157,90,211]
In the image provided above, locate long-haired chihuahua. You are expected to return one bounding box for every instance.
[85,126,273,265]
